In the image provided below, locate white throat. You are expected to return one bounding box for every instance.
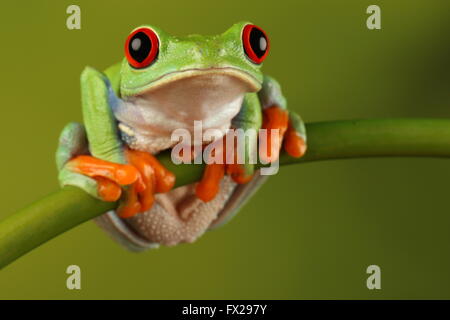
[114,72,252,153]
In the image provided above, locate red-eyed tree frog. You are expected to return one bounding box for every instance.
[56,22,307,250]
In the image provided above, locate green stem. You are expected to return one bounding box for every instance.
[2,118,450,269]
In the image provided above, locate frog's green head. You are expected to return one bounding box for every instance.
[119,22,269,98]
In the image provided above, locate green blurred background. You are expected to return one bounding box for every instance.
[0,0,449,299]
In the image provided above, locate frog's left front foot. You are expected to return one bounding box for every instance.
[196,105,307,203]
[260,105,307,163]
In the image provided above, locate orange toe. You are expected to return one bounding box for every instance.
[126,150,156,213]
[94,176,122,202]
[68,155,139,186]
[117,148,175,217]
[196,163,225,202]
[260,106,289,163]
[117,185,141,218]
[126,149,175,193]
[226,164,253,184]
[284,128,307,158]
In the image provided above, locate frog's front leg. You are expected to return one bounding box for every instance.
[57,67,174,218]
[195,93,262,202]
[195,76,306,203]
[258,75,307,161]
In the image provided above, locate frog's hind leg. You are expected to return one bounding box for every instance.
[118,148,175,218]
[125,177,238,246]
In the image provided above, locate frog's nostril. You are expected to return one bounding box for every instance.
[218,48,227,57]
[188,47,203,58]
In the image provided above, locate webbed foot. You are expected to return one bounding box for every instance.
[118,149,175,218]
[195,135,254,202]
[195,105,307,203]
[259,105,307,163]
[65,149,175,218]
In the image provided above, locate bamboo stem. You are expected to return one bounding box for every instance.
[1,118,450,269]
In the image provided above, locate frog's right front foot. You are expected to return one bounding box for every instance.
[66,155,139,202]
[57,123,175,219]
[64,150,175,219]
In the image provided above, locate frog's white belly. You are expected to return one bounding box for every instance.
[105,72,253,246]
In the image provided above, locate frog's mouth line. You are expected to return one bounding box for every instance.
[122,67,261,97]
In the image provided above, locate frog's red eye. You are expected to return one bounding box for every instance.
[125,27,159,69]
[242,24,269,64]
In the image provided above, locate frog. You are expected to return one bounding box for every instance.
[56,22,307,250]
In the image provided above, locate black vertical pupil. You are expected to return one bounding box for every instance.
[129,32,152,62]
[249,28,267,58]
